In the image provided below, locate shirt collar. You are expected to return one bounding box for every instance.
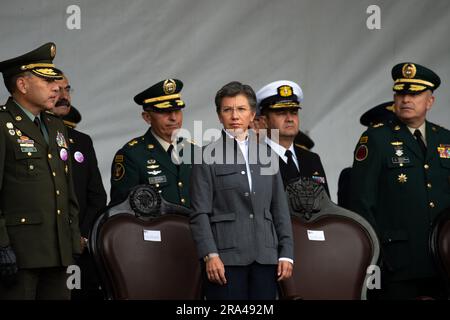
[223,129,249,145]
[407,122,426,141]
[13,99,39,122]
[151,128,173,152]
[265,136,295,160]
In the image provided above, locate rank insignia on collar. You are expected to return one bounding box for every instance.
[398,174,408,183]
[394,125,401,131]
[148,144,155,150]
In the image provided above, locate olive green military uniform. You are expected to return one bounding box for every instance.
[351,119,450,282]
[0,100,81,296]
[0,42,81,299]
[110,128,192,207]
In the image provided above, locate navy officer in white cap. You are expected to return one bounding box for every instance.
[256,80,329,193]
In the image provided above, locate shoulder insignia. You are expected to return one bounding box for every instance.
[359,136,368,144]
[128,139,139,147]
[115,154,124,163]
[113,162,125,181]
[355,145,368,162]
[44,110,57,116]
[295,143,309,150]
[372,123,384,128]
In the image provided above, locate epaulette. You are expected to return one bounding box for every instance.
[371,122,384,128]
[127,138,140,147]
[295,143,309,151]
[44,110,57,117]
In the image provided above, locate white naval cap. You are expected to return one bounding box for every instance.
[256,80,303,114]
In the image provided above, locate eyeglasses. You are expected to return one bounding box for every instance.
[220,106,252,114]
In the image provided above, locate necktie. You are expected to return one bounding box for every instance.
[34,117,44,136]
[284,150,299,185]
[413,129,427,157]
[167,144,174,159]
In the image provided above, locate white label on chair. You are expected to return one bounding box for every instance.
[307,230,325,241]
[143,230,161,242]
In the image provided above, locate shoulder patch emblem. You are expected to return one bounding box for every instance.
[113,162,125,181]
[115,154,124,163]
[359,136,368,144]
[355,145,368,162]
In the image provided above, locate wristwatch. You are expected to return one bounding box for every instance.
[203,253,219,262]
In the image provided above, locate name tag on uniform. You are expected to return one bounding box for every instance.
[21,147,37,153]
[391,157,410,164]
[148,175,167,185]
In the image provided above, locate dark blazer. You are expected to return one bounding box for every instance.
[66,128,106,237]
[0,98,81,268]
[189,131,294,266]
[294,144,330,196]
[110,128,192,208]
[350,119,450,281]
[272,141,329,195]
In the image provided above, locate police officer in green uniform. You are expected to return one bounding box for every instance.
[0,43,81,299]
[350,63,450,299]
[110,79,192,208]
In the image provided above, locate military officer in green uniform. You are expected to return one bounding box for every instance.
[0,43,81,299]
[350,62,450,299]
[110,79,192,209]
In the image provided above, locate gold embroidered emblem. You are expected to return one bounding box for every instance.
[163,79,176,94]
[278,85,293,97]
[402,63,417,79]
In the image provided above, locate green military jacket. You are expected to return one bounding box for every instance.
[110,128,193,208]
[0,98,81,268]
[350,119,450,281]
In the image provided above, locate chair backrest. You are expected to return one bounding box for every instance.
[280,178,380,300]
[89,185,202,300]
[430,207,450,296]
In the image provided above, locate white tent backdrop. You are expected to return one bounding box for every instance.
[1,0,449,202]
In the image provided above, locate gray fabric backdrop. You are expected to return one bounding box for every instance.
[1,0,449,202]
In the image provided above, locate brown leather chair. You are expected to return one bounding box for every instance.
[430,207,450,298]
[89,185,202,300]
[279,178,380,300]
